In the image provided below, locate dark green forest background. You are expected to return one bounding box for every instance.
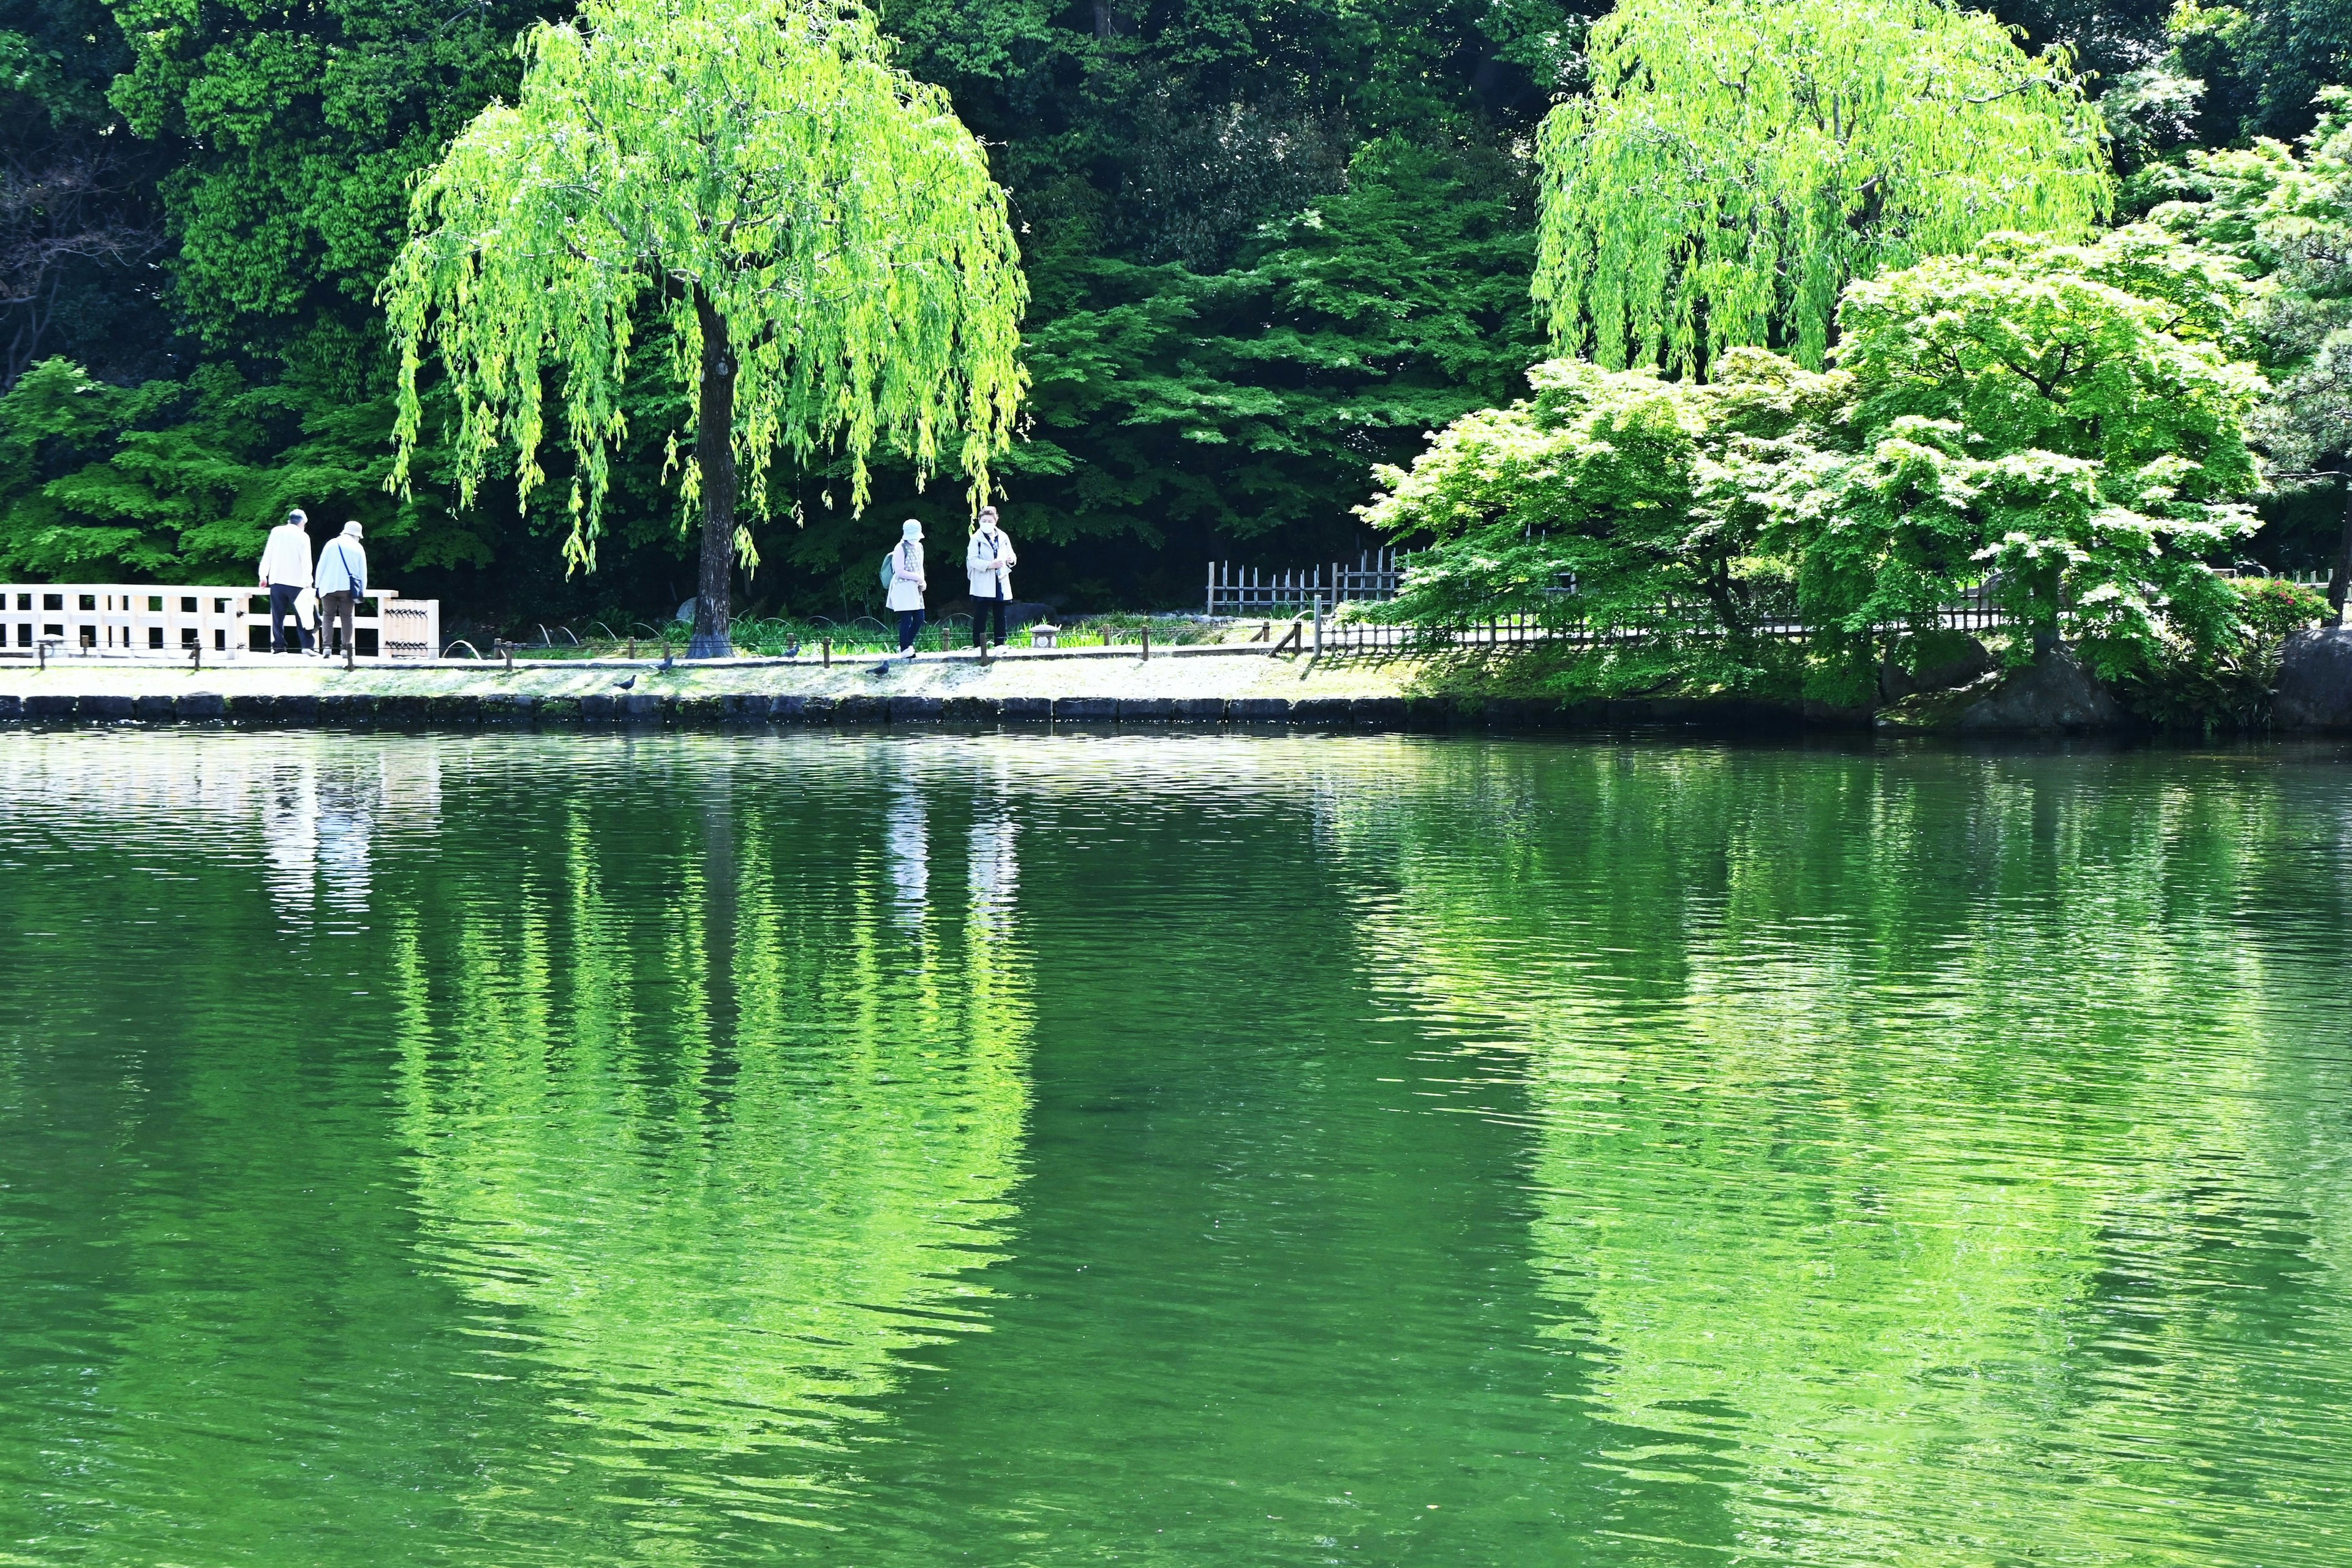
[2,0,2345,630]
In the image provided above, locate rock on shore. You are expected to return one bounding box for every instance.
[2274,627,2352,731]
[1957,645,2127,733]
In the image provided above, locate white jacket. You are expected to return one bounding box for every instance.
[966,526,1016,600]
[316,535,367,597]
[885,540,926,612]
[260,522,314,587]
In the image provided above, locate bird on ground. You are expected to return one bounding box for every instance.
[614,674,637,690]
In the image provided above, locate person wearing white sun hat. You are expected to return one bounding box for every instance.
[315,521,368,668]
[885,518,927,657]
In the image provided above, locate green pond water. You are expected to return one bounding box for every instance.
[2,729,2350,1567]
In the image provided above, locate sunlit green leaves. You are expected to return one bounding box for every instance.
[2147,88,2352,488]
[382,0,1028,573]
[1807,227,2266,659]
[1372,227,2270,681]
[1360,350,1849,652]
[1534,0,2114,375]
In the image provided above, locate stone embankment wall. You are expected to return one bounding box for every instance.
[0,644,1872,732]
[0,688,1853,731]
[23,633,2351,732]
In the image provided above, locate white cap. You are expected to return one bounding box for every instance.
[902,518,923,541]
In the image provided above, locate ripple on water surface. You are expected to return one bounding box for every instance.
[0,729,2348,1566]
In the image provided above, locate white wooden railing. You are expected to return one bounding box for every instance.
[1,584,439,662]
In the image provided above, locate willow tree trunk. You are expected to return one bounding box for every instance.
[689,288,737,658]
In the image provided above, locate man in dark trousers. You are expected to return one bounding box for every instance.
[258,508,315,654]
[965,505,1019,650]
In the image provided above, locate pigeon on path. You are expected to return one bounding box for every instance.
[614,674,637,690]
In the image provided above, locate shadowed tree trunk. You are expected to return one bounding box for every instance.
[2328,484,2352,628]
[691,286,737,658]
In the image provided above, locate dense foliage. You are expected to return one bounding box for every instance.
[1,0,1570,624]
[382,0,1026,650]
[2,0,2350,634]
[1793,229,2264,663]
[1367,228,2273,695]
[1362,354,1830,656]
[1535,0,2111,374]
[2144,89,2352,611]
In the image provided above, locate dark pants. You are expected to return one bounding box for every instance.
[269,583,311,652]
[976,594,1010,646]
[897,609,925,652]
[320,590,355,662]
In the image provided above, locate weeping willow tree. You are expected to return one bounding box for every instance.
[1534,0,2113,375]
[382,0,1027,656]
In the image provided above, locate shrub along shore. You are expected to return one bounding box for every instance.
[7,634,2352,733]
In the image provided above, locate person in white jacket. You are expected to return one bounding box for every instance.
[314,521,368,667]
[885,519,927,656]
[965,506,1018,650]
[258,508,315,654]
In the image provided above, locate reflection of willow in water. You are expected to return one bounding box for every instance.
[382,762,1033,1550]
[1333,744,2352,1563]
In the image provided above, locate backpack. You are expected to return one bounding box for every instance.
[880,545,899,588]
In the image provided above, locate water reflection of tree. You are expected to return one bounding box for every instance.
[1332,742,2352,1564]
[380,742,1034,1556]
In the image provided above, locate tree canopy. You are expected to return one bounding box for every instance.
[383,0,1027,649]
[1795,227,2264,662]
[2146,88,2352,611]
[1535,0,2114,374]
[2,0,2349,633]
[1369,228,2270,691]
[2,0,1577,619]
[1359,352,1839,669]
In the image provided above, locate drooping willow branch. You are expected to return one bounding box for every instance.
[1535,0,2113,377]
[381,0,1028,578]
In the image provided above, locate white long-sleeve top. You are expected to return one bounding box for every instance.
[966,525,1016,600]
[259,522,314,587]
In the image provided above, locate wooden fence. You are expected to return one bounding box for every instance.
[1292,576,2015,655]
[1253,567,2348,654]
[1,584,440,662]
[1206,549,1403,616]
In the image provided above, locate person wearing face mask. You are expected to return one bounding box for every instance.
[884,518,927,657]
[965,505,1018,651]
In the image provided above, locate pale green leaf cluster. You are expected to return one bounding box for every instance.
[1372,228,2271,677]
[1534,0,2113,375]
[2147,87,2352,482]
[1806,228,2266,662]
[382,0,1027,570]
[1360,350,1844,648]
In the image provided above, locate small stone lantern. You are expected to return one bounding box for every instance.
[1029,622,1060,649]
